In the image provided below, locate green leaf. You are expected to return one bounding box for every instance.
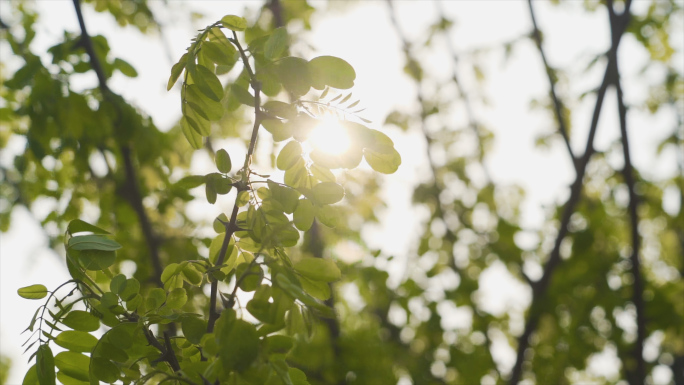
[262,101,297,120]
[308,56,356,90]
[89,357,119,384]
[109,274,126,295]
[18,284,48,300]
[96,342,127,363]
[312,182,344,205]
[166,288,188,309]
[56,371,89,385]
[206,182,217,204]
[315,205,339,228]
[215,149,232,173]
[221,15,247,31]
[36,345,56,385]
[261,119,292,142]
[185,84,224,122]
[180,117,203,149]
[54,331,98,353]
[146,288,166,309]
[236,263,263,292]
[182,315,207,345]
[294,258,341,282]
[22,364,38,385]
[54,352,89,382]
[277,141,302,171]
[265,335,294,355]
[61,311,100,332]
[288,367,310,385]
[293,199,314,231]
[191,65,224,102]
[161,263,184,285]
[175,175,205,189]
[265,27,288,60]
[201,40,236,66]
[236,190,250,206]
[299,276,330,300]
[274,275,334,318]
[67,235,121,252]
[275,57,311,96]
[125,294,142,311]
[72,249,116,271]
[363,145,401,174]
[213,213,229,233]
[119,278,140,301]
[167,53,187,91]
[67,220,109,235]
[268,180,300,213]
[218,319,259,372]
[230,84,255,107]
[113,58,137,78]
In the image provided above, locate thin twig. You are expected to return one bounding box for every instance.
[527,0,577,169]
[207,32,262,334]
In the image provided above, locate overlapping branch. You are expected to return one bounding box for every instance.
[509,1,633,383]
[607,2,645,383]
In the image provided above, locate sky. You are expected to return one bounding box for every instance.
[1,1,682,384]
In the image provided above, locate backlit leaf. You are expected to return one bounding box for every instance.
[294,199,314,231]
[309,56,355,90]
[312,182,344,205]
[180,117,203,149]
[18,284,48,300]
[294,258,341,282]
[167,53,187,91]
[54,352,89,382]
[265,27,288,60]
[277,141,302,171]
[221,15,247,31]
[61,311,99,332]
[54,331,98,353]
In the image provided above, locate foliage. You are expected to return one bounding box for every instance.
[2,0,682,385]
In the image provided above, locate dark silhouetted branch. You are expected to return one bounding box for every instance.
[607,2,644,383]
[509,1,632,383]
[72,0,165,287]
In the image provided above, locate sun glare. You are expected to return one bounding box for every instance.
[308,118,351,155]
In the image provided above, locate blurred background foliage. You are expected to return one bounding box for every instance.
[0,0,682,384]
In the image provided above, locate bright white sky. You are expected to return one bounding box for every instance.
[1,1,681,384]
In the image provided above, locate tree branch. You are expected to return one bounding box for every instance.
[508,1,632,383]
[607,2,644,383]
[72,0,164,287]
[207,32,262,334]
[527,0,577,169]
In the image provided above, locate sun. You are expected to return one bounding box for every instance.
[308,118,351,155]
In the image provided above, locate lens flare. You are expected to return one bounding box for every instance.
[308,119,351,155]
